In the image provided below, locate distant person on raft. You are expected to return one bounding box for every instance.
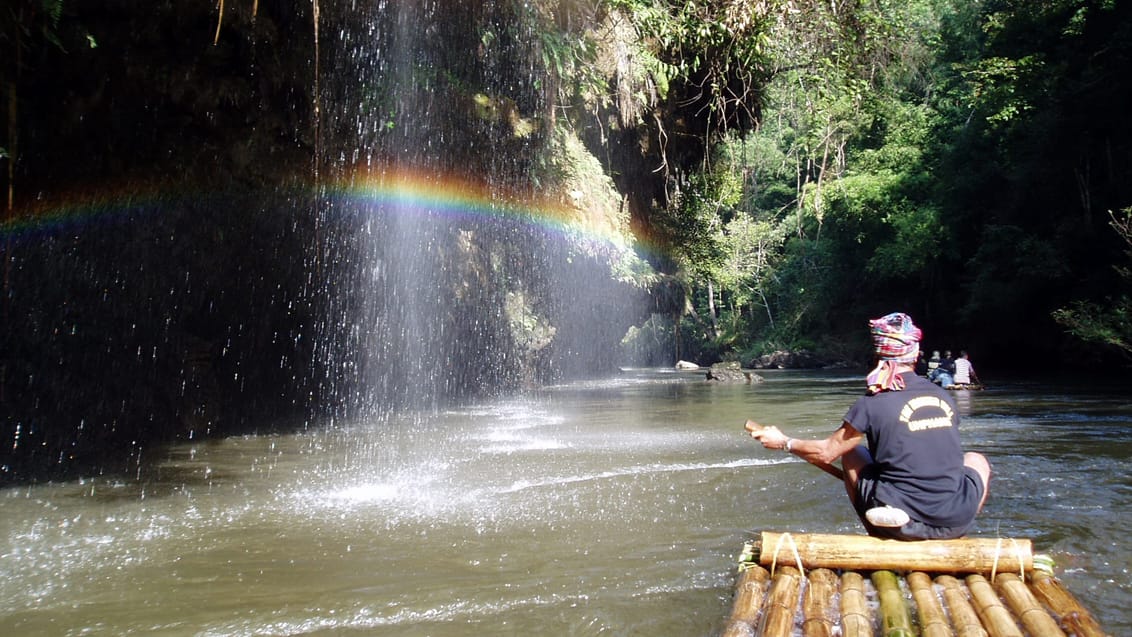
[953,350,980,386]
[745,312,991,540]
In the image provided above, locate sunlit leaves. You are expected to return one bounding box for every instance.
[962,55,1044,125]
[1053,208,1132,357]
[607,0,773,133]
[1052,300,1131,356]
[718,213,785,310]
[867,204,945,275]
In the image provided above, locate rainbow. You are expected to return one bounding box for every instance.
[325,167,640,253]
[0,186,172,242]
[0,167,647,259]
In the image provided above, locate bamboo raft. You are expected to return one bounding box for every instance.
[724,532,1110,637]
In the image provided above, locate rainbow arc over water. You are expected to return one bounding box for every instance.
[1,168,644,258]
[333,168,638,252]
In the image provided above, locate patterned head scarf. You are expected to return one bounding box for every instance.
[865,312,922,394]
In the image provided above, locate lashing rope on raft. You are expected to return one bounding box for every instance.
[768,531,805,579]
[990,536,1028,583]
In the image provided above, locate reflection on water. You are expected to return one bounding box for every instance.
[1,370,1129,635]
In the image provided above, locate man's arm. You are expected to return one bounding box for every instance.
[745,420,865,480]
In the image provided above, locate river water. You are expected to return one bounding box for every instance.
[1,369,1129,635]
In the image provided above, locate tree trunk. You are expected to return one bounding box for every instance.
[708,279,720,339]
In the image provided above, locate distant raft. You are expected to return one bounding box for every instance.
[945,383,985,390]
[723,531,1109,637]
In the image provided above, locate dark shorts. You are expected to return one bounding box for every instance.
[853,466,984,540]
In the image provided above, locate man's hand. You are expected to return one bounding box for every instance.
[745,420,849,481]
[744,419,789,450]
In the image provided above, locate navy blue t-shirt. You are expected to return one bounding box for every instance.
[843,373,980,527]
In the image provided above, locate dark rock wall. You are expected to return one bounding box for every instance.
[1,2,647,483]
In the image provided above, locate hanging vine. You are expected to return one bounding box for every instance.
[213,0,260,45]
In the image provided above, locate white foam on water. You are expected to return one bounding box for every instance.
[500,457,787,494]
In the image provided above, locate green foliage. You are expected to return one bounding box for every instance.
[731,0,947,343]
[607,0,772,133]
[868,204,945,275]
[526,5,606,100]
[1053,209,1132,358]
[1052,300,1131,356]
[920,0,1132,362]
[962,224,1071,330]
[811,163,944,279]
[2,0,68,53]
[963,55,1044,125]
[619,314,675,366]
[661,166,738,271]
[625,0,1132,367]
[624,0,963,360]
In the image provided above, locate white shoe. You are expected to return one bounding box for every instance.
[866,505,910,528]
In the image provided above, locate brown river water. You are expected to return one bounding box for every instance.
[1,369,1129,635]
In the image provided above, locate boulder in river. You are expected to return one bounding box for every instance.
[747,350,826,369]
[705,362,763,383]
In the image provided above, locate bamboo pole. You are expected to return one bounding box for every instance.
[840,571,873,637]
[993,573,1066,637]
[935,575,988,637]
[802,568,839,637]
[723,564,770,637]
[1029,570,1110,637]
[908,571,955,637]
[872,570,915,637]
[759,532,1032,573]
[759,565,802,637]
[966,574,1024,637]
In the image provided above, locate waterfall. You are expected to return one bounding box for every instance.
[0,1,650,483]
[306,1,647,420]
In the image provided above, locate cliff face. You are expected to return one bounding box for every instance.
[1,2,660,483]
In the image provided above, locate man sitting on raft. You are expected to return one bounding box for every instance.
[746,313,991,540]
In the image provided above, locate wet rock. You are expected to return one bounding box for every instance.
[747,350,824,369]
[705,362,763,383]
